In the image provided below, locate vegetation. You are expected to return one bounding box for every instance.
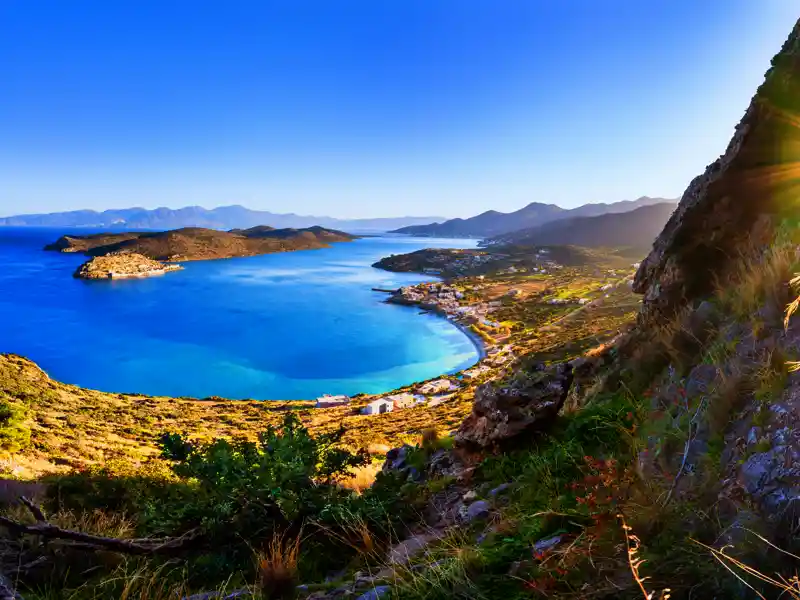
[5,223,800,599]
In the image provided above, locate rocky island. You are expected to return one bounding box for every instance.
[73,252,183,279]
[45,225,356,262]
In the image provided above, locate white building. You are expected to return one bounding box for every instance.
[384,392,417,409]
[361,398,394,415]
[463,365,491,380]
[419,379,455,394]
[315,394,350,408]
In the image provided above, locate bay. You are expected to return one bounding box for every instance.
[0,228,479,400]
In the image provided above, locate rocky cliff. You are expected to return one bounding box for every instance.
[634,20,800,320]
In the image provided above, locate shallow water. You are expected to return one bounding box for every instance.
[0,228,480,399]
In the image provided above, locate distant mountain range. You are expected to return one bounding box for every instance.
[390,196,675,238]
[0,205,446,233]
[484,203,677,250]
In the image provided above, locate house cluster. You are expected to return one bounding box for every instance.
[360,378,460,415]
[393,283,469,317]
[443,252,499,275]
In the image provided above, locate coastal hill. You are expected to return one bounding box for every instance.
[390,196,675,238]
[484,202,676,250]
[0,204,444,233]
[45,225,356,262]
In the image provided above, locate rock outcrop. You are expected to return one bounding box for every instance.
[634,19,800,320]
[455,362,573,448]
[74,253,183,279]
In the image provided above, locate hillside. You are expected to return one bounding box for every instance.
[0,205,443,233]
[484,202,676,250]
[391,196,674,238]
[44,225,356,262]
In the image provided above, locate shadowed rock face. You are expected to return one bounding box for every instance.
[455,362,573,448]
[634,19,800,320]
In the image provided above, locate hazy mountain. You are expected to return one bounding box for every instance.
[390,196,675,238]
[485,203,677,250]
[0,205,445,233]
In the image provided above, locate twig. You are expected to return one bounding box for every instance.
[619,514,671,600]
[0,498,201,556]
[18,498,44,523]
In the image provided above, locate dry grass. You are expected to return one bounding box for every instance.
[338,462,381,493]
[256,531,302,600]
[694,530,800,599]
[718,238,798,323]
[620,515,672,600]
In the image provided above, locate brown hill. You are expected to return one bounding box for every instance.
[44,226,356,262]
[485,203,676,250]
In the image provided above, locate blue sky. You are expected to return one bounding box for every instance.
[0,1,797,218]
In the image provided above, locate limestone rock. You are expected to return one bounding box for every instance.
[455,362,574,448]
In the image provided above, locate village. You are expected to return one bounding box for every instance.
[312,248,642,419]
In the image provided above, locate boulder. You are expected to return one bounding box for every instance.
[634,20,800,321]
[455,363,574,448]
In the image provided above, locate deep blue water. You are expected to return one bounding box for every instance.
[0,228,480,400]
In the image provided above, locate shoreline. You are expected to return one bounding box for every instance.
[446,316,488,361]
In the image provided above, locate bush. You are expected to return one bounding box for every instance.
[0,398,30,452]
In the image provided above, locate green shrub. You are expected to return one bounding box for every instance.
[0,398,30,452]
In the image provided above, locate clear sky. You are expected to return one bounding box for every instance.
[1,1,797,218]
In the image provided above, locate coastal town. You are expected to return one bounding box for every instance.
[307,245,642,421]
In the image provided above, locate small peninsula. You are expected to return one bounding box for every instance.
[45,225,356,262]
[74,252,183,280]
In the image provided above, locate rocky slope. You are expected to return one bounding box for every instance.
[634,21,800,321]
[73,253,183,279]
[45,225,356,262]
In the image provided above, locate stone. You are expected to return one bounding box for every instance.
[356,586,390,600]
[455,362,574,448]
[685,364,719,398]
[465,500,490,522]
[387,532,443,566]
[533,535,563,554]
[489,483,512,497]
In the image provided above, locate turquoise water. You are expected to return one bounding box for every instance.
[0,228,479,399]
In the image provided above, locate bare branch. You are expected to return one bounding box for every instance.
[18,498,44,523]
[0,514,201,556]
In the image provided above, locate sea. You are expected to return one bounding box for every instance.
[0,228,481,400]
